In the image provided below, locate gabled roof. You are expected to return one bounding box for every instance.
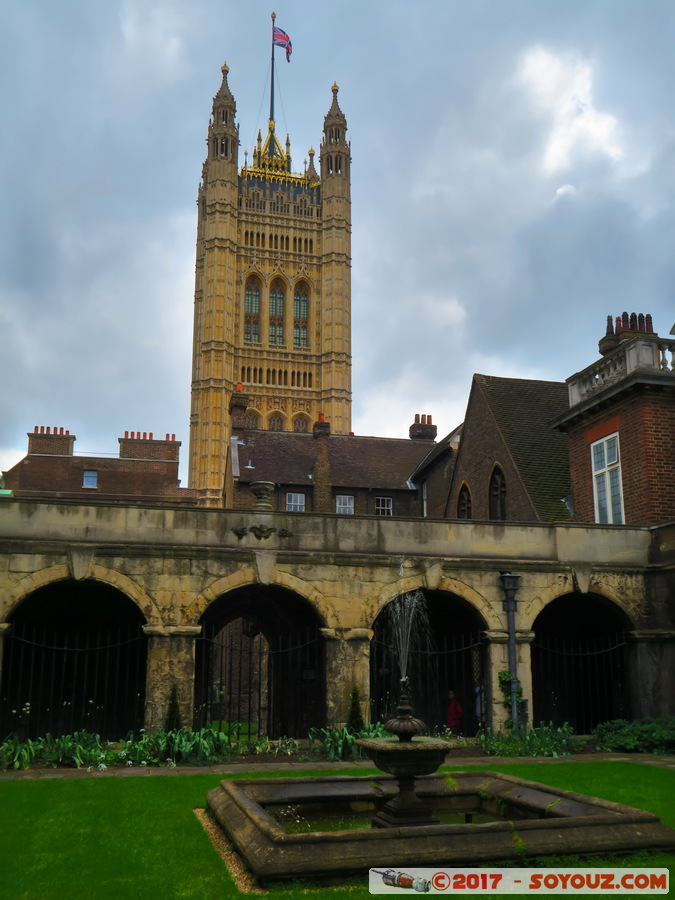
[233,430,433,490]
[475,375,571,522]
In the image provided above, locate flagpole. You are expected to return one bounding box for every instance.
[269,11,276,154]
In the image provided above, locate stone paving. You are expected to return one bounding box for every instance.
[1,752,673,780]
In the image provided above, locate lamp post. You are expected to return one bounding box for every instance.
[499,572,521,730]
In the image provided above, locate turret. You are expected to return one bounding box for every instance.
[207,63,239,173]
[320,83,350,198]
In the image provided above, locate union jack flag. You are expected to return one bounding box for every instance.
[273,25,292,62]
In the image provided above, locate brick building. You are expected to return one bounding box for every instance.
[554,312,675,526]
[3,427,197,506]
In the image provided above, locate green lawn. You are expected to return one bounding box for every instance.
[0,762,673,899]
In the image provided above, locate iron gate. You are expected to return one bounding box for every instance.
[531,632,629,733]
[370,631,486,735]
[194,624,325,739]
[0,623,147,740]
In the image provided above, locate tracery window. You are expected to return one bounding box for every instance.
[293,417,309,432]
[489,467,506,521]
[269,279,284,345]
[293,282,309,348]
[244,277,260,344]
[268,415,284,431]
[457,485,472,519]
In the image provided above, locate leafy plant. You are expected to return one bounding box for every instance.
[308,722,387,761]
[478,722,574,757]
[497,669,528,729]
[593,718,675,754]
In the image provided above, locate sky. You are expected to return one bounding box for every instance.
[2,0,675,485]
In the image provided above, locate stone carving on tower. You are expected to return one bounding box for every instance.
[188,56,352,506]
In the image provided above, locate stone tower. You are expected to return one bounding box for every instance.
[188,63,352,505]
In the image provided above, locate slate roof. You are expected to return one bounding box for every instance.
[475,375,572,522]
[233,430,434,489]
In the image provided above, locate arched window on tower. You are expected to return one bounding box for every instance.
[293,282,309,348]
[244,277,260,344]
[457,485,472,520]
[489,467,506,521]
[269,279,285,345]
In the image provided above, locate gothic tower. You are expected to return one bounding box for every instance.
[188,63,352,505]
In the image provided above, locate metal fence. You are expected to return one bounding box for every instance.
[194,623,325,739]
[531,632,629,733]
[370,631,486,736]
[0,623,147,740]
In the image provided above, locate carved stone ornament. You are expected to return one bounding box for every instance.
[278,528,294,538]
[250,480,275,510]
[232,526,249,538]
[250,524,277,540]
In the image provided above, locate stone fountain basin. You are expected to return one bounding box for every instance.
[205,770,675,881]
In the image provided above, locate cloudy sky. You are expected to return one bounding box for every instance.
[2,0,675,484]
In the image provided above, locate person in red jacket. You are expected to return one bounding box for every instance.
[446,689,464,735]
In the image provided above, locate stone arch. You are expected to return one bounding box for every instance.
[182,567,333,628]
[530,587,633,732]
[192,578,328,739]
[370,585,489,735]
[2,564,161,626]
[520,575,637,632]
[1,570,150,739]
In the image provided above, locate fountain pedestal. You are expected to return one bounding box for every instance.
[357,737,449,827]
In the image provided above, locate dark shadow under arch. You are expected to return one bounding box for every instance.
[194,585,325,739]
[531,592,631,733]
[1,579,147,740]
[370,590,487,736]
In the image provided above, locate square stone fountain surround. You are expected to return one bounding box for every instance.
[206,769,675,881]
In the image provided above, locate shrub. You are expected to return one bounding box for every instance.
[478,722,575,758]
[593,718,675,754]
[308,722,388,762]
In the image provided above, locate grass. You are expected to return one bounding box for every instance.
[0,762,673,898]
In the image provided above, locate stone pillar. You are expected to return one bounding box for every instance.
[143,625,202,731]
[628,631,675,718]
[484,630,508,730]
[517,630,535,726]
[320,627,373,726]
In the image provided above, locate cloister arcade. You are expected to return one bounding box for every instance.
[0,500,672,739]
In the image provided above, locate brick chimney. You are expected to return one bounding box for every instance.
[27,426,75,456]
[312,412,331,437]
[229,382,250,429]
[119,432,180,461]
[311,414,331,511]
[599,312,655,356]
[409,414,437,441]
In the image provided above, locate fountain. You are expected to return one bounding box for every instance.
[205,591,675,883]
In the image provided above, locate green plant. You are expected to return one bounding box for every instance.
[308,722,388,761]
[593,717,675,754]
[478,722,574,757]
[164,684,182,732]
[497,669,528,729]
[346,686,365,732]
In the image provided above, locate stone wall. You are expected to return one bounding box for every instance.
[0,499,672,732]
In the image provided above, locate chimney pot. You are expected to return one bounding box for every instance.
[646,313,654,333]
[428,415,433,425]
[149,432,153,440]
[638,313,645,332]
[171,434,176,441]
[415,414,420,424]
[165,433,169,441]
